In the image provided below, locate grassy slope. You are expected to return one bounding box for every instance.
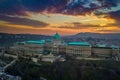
[5,59,120,80]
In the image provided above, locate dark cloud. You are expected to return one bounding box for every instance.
[106,10,120,26]
[72,22,98,27]
[0,0,120,16]
[109,10,120,21]
[0,25,55,34]
[96,29,120,33]
[0,14,49,27]
[110,22,120,27]
[57,22,99,29]
[0,0,27,16]
[95,0,117,8]
[0,25,27,33]
[22,0,67,13]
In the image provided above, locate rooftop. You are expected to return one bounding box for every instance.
[97,44,106,47]
[26,40,45,44]
[16,42,25,44]
[16,40,45,45]
[68,42,90,46]
[111,45,119,49]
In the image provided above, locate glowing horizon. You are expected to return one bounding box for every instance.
[0,0,120,35]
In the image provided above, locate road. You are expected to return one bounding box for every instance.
[3,59,17,71]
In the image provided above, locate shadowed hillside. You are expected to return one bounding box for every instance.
[5,59,120,80]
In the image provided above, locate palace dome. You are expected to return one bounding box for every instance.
[54,33,60,39]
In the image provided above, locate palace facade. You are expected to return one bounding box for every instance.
[9,33,119,61]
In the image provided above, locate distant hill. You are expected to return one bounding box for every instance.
[70,33,120,39]
[0,33,52,47]
[63,33,120,46]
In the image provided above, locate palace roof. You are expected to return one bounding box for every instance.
[68,42,90,46]
[16,40,45,44]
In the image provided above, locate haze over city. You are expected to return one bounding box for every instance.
[0,0,120,35]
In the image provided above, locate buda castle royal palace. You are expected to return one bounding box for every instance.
[5,33,120,62]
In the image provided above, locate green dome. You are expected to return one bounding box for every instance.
[54,33,60,39]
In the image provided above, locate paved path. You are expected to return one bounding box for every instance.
[4,54,17,58]
[3,59,17,71]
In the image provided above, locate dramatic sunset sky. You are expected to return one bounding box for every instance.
[0,0,120,35]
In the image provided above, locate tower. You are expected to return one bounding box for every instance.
[53,33,62,46]
[52,33,66,54]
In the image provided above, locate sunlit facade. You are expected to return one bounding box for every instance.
[10,33,119,60]
[12,33,91,58]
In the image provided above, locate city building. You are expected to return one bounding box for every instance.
[6,33,120,61]
[92,45,119,59]
[92,47,113,58]
[66,42,91,59]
